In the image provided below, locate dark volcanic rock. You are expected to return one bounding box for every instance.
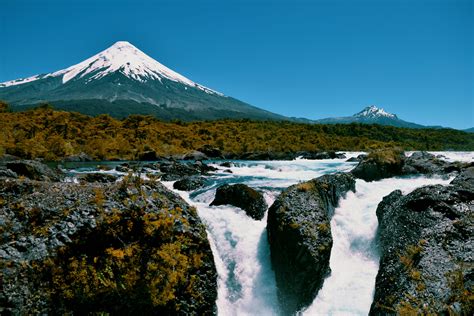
[63,152,93,162]
[352,150,469,182]
[183,150,209,161]
[137,150,159,161]
[0,154,20,162]
[173,176,206,191]
[267,173,356,314]
[351,149,405,181]
[210,184,267,220]
[0,177,217,315]
[299,151,346,160]
[370,174,474,315]
[346,154,367,162]
[159,161,201,181]
[402,151,451,175]
[5,160,63,181]
[0,167,17,178]
[80,173,117,183]
[198,145,223,159]
[220,162,233,168]
[115,163,131,173]
[159,160,216,181]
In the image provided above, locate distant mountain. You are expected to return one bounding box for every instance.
[464,128,474,133]
[0,41,286,121]
[314,105,426,128]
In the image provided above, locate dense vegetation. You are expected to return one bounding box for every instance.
[0,103,472,160]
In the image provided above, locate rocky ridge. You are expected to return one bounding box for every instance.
[267,173,356,314]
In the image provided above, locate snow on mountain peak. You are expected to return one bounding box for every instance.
[0,41,222,95]
[354,105,396,119]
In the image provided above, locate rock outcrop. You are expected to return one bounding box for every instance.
[183,150,209,161]
[299,151,346,160]
[173,176,206,191]
[80,173,118,183]
[352,150,470,182]
[4,160,64,182]
[158,160,217,181]
[63,152,93,162]
[198,145,223,159]
[351,149,405,181]
[0,177,217,315]
[210,184,267,220]
[370,172,474,315]
[267,173,356,314]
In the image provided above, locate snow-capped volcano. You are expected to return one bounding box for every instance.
[314,105,424,128]
[0,41,283,120]
[1,41,220,95]
[354,105,397,119]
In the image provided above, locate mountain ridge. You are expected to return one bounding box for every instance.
[314,105,427,129]
[0,41,286,121]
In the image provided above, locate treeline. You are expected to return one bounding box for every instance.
[0,105,472,160]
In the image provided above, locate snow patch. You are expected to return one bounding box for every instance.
[0,41,223,96]
[354,105,396,119]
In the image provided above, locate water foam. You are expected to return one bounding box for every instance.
[303,176,453,316]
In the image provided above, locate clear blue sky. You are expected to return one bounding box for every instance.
[1,0,472,129]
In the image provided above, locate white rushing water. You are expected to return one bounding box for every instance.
[161,154,470,316]
[303,176,452,316]
[164,157,356,316]
[69,151,471,315]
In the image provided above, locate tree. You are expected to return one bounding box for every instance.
[0,100,11,113]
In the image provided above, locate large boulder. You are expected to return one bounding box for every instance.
[183,151,209,161]
[299,151,346,160]
[402,151,454,175]
[351,149,405,181]
[0,177,217,315]
[210,184,267,220]
[137,150,159,161]
[80,173,117,183]
[63,152,93,162]
[370,172,474,315]
[173,176,206,191]
[198,145,224,159]
[267,173,356,314]
[159,161,201,181]
[5,160,63,182]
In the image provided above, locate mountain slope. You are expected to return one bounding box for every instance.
[314,105,425,128]
[0,41,286,120]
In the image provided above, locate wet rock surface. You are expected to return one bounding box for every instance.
[173,176,206,191]
[159,160,216,181]
[267,173,356,315]
[0,177,217,315]
[351,149,405,181]
[210,183,267,220]
[80,172,118,183]
[352,150,471,182]
[298,151,346,160]
[370,172,474,315]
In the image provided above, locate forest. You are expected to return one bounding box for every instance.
[0,103,473,161]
